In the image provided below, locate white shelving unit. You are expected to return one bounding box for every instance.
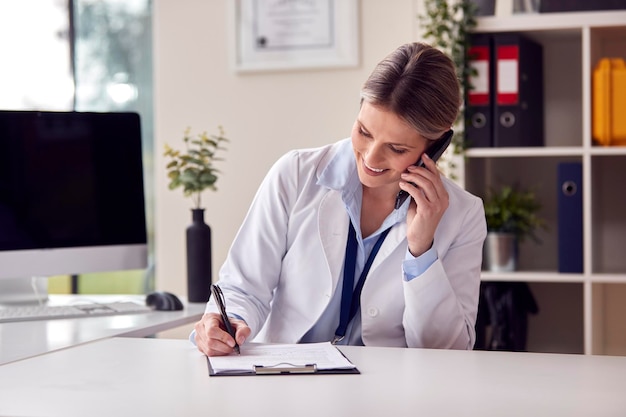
[467,10,626,355]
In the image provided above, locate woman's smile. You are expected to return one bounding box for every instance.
[362,158,388,175]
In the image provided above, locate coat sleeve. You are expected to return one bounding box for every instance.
[402,191,487,350]
[205,150,300,337]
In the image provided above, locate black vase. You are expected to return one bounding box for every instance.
[186,208,212,303]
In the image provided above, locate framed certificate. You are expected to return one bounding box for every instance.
[230,0,359,72]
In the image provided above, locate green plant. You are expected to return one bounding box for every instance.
[483,185,546,243]
[418,0,478,157]
[164,126,228,209]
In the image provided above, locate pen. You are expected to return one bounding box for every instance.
[211,284,240,355]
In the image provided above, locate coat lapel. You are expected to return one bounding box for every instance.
[370,222,407,273]
[318,191,407,282]
[318,191,349,291]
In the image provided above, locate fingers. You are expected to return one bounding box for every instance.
[401,154,449,256]
[399,154,446,206]
[194,313,251,357]
[193,313,220,356]
[232,319,252,347]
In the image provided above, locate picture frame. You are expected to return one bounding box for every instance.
[230,0,359,72]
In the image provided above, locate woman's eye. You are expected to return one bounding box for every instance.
[390,146,407,154]
[359,127,372,137]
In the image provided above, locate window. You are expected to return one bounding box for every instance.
[0,0,154,294]
[0,0,73,110]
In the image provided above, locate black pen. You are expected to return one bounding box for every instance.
[211,284,240,355]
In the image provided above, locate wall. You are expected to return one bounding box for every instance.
[153,0,421,299]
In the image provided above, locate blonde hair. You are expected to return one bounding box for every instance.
[361,42,461,140]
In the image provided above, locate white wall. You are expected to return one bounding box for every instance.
[153,0,421,296]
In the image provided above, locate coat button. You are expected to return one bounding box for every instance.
[367,307,379,317]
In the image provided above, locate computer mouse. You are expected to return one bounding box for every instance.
[146,291,184,311]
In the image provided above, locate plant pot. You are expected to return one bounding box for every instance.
[186,208,212,303]
[483,232,518,272]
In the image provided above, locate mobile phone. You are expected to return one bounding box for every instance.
[394,129,454,209]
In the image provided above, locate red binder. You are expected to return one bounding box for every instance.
[466,34,493,148]
[492,33,544,147]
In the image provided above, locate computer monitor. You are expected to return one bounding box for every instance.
[0,110,148,304]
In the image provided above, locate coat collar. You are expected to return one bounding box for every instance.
[316,138,410,227]
[316,139,409,284]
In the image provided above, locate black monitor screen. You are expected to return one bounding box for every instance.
[0,111,147,253]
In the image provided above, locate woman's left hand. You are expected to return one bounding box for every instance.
[399,153,449,257]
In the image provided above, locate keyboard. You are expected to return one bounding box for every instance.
[0,301,152,323]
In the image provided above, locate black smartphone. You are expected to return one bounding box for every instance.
[394,129,454,209]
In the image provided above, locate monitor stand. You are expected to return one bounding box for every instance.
[0,277,49,306]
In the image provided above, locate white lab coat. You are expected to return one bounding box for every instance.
[207,139,487,349]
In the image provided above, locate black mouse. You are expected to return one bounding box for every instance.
[146,291,184,311]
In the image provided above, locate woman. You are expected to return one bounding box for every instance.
[193,42,487,356]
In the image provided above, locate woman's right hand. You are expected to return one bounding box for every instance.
[193,312,251,356]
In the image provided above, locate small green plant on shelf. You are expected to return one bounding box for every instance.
[164,126,229,209]
[483,185,547,243]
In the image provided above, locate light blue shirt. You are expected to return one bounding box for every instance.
[300,141,437,345]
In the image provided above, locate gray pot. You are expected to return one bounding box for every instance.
[483,232,518,272]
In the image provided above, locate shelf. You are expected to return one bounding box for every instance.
[466,146,626,158]
[590,274,626,284]
[466,9,626,355]
[481,271,584,283]
[475,10,626,33]
[590,146,626,156]
[481,271,626,284]
[466,147,584,158]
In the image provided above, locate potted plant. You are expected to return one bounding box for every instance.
[482,185,546,271]
[164,126,228,302]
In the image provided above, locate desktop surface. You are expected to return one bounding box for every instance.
[0,294,205,365]
[1,337,625,417]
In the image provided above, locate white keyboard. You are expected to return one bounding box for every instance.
[0,301,152,323]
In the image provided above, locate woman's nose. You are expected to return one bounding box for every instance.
[364,143,385,165]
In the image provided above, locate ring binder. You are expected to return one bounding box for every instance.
[592,58,626,146]
[557,162,583,273]
[466,33,494,148]
[492,33,544,147]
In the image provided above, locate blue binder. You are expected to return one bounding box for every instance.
[557,162,583,273]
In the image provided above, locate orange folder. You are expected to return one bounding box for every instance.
[593,58,626,146]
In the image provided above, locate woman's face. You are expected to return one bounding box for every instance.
[351,102,429,194]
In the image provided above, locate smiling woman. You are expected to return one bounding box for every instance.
[190,42,487,358]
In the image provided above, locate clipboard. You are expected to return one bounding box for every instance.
[206,342,360,376]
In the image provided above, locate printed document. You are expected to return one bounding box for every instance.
[208,342,356,374]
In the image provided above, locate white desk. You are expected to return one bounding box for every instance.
[0,295,205,365]
[1,337,625,417]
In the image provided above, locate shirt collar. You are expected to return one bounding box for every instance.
[317,139,409,235]
[317,139,360,203]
